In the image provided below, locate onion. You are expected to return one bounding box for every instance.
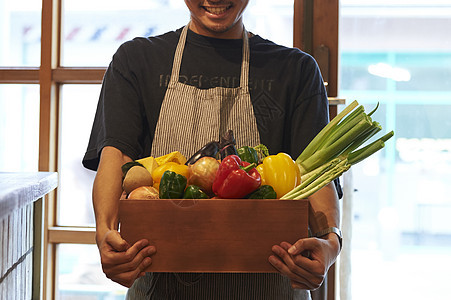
[127,186,159,200]
[188,156,220,196]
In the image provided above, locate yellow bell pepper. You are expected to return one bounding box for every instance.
[256,164,266,186]
[258,152,301,198]
[151,162,190,184]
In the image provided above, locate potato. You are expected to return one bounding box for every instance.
[122,166,153,195]
[127,186,159,200]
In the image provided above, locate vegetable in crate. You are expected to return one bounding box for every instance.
[121,161,144,179]
[237,146,259,164]
[122,165,153,195]
[246,185,277,199]
[128,186,159,200]
[152,162,190,190]
[135,156,159,174]
[187,156,220,196]
[159,170,188,199]
[212,155,261,199]
[155,151,187,165]
[219,129,239,160]
[185,141,220,165]
[282,100,394,200]
[257,152,301,199]
[183,185,209,199]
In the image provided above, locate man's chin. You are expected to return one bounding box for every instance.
[204,23,241,38]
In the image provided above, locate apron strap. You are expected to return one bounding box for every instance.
[240,28,250,91]
[169,25,189,86]
[169,24,250,90]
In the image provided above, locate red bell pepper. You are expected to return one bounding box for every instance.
[212,155,261,198]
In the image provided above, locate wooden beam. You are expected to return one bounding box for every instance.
[48,227,96,244]
[40,0,62,298]
[0,68,40,84]
[39,0,60,173]
[313,0,339,97]
[52,67,106,84]
[0,67,106,84]
[295,2,340,300]
[293,0,314,52]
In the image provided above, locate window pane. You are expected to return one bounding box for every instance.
[62,0,190,66]
[339,1,451,299]
[61,0,293,67]
[245,0,293,47]
[0,85,39,172]
[0,0,41,66]
[57,244,126,299]
[58,85,99,226]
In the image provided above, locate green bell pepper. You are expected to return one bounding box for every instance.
[237,146,259,165]
[159,170,187,199]
[183,185,209,199]
[246,185,277,199]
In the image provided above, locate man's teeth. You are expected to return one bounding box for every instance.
[204,6,229,14]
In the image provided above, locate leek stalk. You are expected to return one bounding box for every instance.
[282,101,394,200]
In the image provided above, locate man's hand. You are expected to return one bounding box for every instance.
[269,234,340,290]
[98,230,156,288]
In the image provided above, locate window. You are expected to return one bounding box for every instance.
[0,85,39,171]
[339,1,451,299]
[0,0,41,66]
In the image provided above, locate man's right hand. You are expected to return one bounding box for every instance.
[98,230,156,288]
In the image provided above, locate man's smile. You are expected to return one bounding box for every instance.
[202,4,233,15]
[185,0,249,38]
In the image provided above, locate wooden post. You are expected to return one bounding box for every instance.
[293,1,340,300]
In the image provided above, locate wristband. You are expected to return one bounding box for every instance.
[312,227,343,251]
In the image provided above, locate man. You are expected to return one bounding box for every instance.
[83,0,341,299]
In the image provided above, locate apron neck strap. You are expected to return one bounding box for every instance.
[170,24,250,89]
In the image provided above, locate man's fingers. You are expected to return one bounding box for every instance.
[271,243,326,289]
[102,240,156,272]
[110,246,155,274]
[102,245,155,287]
[268,254,316,290]
[291,281,311,290]
[282,240,326,275]
[104,230,131,251]
[270,246,315,286]
[106,264,149,288]
[287,238,318,255]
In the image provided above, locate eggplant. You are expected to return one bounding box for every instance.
[185,141,220,165]
[219,129,239,160]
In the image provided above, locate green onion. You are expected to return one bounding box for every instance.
[296,100,359,165]
[299,114,375,174]
[348,131,394,165]
[282,101,394,200]
[281,160,350,200]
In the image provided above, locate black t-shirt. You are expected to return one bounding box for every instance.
[82,27,329,171]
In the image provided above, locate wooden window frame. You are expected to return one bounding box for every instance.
[0,0,340,299]
[294,2,340,300]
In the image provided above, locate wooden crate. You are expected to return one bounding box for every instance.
[119,198,308,273]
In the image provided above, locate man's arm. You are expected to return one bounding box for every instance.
[93,146,130,242]
[302,181,341,256]
[269,182,341,290]
[93,146,156,287]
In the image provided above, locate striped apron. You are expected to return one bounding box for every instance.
[149,24,260,158]
[127,25,310,300]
